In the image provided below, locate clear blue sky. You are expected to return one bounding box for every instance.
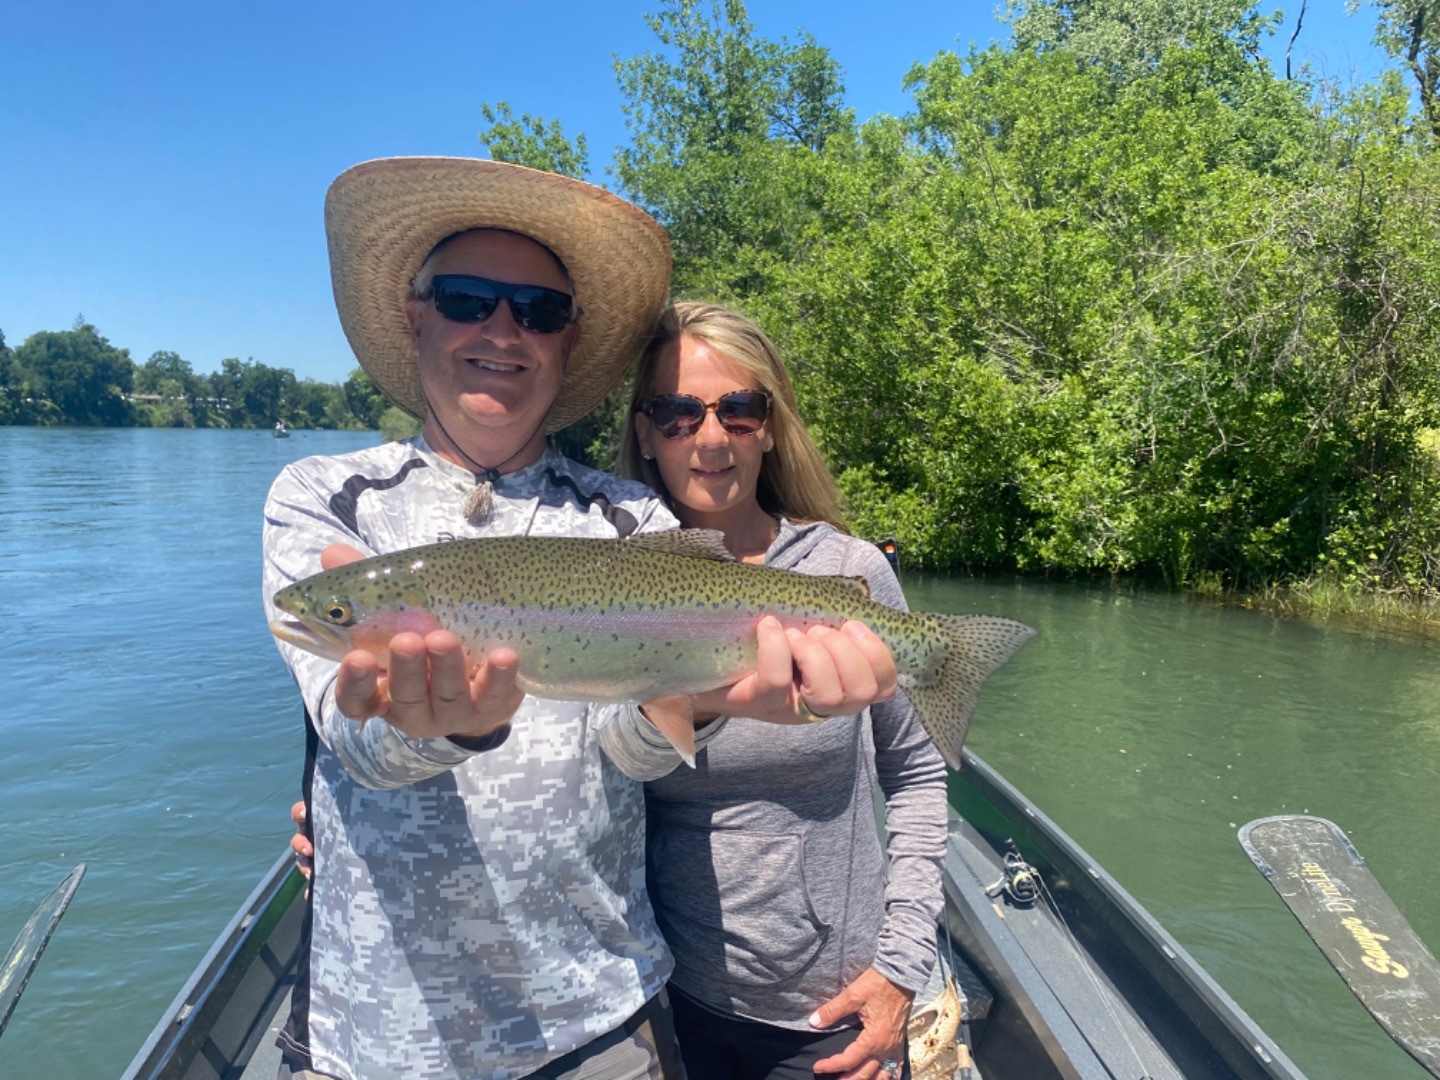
[0,1,1394,385]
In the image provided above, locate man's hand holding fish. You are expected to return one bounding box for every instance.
[317,543,526,742]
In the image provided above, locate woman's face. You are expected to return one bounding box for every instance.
[636,334,772,529]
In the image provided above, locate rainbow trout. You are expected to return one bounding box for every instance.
[269,530,1034,769]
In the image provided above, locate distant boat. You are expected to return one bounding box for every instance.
[273,422,290,439]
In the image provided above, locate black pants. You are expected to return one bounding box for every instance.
[669,986,910,1080]
[279,990,684,1080]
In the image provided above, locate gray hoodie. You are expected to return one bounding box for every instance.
[600,520,947,1029]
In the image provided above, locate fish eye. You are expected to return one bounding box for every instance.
[323,600,355,626]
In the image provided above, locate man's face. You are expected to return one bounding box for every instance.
[404,229,579,467]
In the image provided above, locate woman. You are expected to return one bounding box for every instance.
[598,302,947,1080]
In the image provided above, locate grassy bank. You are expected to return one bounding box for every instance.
[1199,577,1440,643]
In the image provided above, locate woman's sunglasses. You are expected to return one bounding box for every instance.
[424,274,575,334]
[642,390,771,440]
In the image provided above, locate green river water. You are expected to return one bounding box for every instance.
[1,427,1436,1078]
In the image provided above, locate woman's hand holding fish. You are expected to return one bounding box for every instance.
[808,966,915,1080]
[692,615,899,725]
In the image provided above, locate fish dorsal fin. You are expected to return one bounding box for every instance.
[626,529,736,562]
[818,574,871,599]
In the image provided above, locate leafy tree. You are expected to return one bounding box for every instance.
[343,367,390,429]
[0,329,14,423]
[0,328,385,431]
[287,378,333,428]
[379,405,421,442]
[611,0,855,295]
[135,350,201,396]
[461,2,1440,596]
[479,103,591,178]
[1353,0,1440,133]
[1002,0,1277,81]
[132,350,210,426]
[210,357,297,428]
[718,30,1440,592]
[14,323,135,426]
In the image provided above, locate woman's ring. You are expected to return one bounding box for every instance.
[879,1058,901,1077]
[794,698,828,723]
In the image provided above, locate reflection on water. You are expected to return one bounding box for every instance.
[2,429,1437,1078]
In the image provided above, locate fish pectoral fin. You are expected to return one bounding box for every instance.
[639,695,699,767]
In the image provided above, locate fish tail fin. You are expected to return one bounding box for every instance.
[639,695,698,767]
[904,615,1035,771]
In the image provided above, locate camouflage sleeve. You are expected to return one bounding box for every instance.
[852,542,948,993]
[262,463,489,790]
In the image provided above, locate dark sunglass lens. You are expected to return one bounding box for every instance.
[431,277,499,322]
[649,395,706,438]
[511,287,573,334]
[716,391,768,433]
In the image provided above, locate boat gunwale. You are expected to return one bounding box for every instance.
[956,750,1306,1080]
[121,851,304,1080]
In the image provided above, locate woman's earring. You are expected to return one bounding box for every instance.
[642,452,654,461]
[764,437,774,452]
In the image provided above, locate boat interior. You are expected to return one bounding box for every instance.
[120,752,1304,1080]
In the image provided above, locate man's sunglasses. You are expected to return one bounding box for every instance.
[424,274,575,334]
[642,390,771,439]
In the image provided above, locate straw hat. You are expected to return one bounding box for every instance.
[325,157,672,430]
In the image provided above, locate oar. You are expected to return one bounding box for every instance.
[0,864,86,1039]
[1239,816,1440,1076]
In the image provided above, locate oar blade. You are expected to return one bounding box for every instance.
[1240,815,1440,1077]
[0,863,86,1039]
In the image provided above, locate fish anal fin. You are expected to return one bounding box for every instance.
[626,529,735,562]
[640,695,699,767]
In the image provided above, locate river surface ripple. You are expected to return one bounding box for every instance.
[1,427,1436,1079]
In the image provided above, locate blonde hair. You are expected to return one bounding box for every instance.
[620,301,847,530]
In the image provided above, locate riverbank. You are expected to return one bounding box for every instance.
[1192,576,1440,643]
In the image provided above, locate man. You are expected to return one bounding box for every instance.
[264,157,898,1080]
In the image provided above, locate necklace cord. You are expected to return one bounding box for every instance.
[423,394,552,481]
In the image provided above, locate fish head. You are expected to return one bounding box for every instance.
[268,556,441,666]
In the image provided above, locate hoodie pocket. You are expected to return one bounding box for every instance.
[649,824,831,989]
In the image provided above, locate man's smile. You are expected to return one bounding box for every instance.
[466,357,525,374]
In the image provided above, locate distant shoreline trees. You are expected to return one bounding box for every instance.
[0,319,388,431]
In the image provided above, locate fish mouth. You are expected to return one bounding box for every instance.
[268,618,353,663]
